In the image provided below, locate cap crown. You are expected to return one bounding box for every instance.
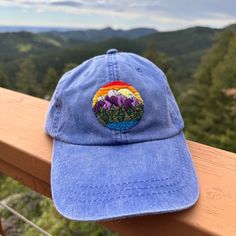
[45,51,184,145]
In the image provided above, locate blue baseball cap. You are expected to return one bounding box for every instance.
[45,49,199,221]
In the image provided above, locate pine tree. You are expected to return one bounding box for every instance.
[0,68,9,88]
[43,67,58,99]
[182,29,236,152]
[196,29,234,88]
[143,41,176,92]
[15,58,40,96]
[63,63,77,73]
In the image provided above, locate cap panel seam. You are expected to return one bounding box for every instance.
[107,53,115,82]
[113,53,124,141]
[112,53,132,142]
[51,74,68,136]
[52,99,61,136]
[165,83,183,127]
[112,52,120,81]
[106,51,124,141]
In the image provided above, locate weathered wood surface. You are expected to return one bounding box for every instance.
[0,87,236,236]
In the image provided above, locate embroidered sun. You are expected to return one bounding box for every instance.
[92,81,144,131]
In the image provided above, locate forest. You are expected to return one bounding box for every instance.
[0,24,236,235]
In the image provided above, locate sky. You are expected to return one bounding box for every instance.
[0,0,236,31]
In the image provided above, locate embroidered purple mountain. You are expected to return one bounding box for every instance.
[93,90,142,113]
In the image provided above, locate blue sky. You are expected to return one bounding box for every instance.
[0,0,236,31]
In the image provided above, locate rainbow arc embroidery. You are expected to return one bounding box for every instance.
[92,81,144,131]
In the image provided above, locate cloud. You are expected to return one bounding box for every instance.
[1,0,235,17]
[49,1,82,7]
[0,0,235,30]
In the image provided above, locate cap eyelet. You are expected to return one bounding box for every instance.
[136,67,142,73]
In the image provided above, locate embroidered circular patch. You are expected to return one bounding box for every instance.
[92,81,144,131]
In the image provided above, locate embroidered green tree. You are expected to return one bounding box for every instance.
[99,109,109,124]
[126,107,134,119]
[133,105,144,120]
[118,107,125,122]
[108,106,116,121]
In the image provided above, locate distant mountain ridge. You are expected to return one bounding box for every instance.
[0,25,84,33]
[42,27,158,43]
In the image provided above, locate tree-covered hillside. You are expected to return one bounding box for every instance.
[0,25,226,91]
[179,29,236,152]
[0,31,61,61]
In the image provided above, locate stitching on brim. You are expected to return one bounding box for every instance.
[75,181,180,196]
[73,137,190,202]
[62,137,190,203]
[64,138,181,189]
[71,185,188,203]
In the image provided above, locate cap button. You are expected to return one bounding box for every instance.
[106,48,118,54]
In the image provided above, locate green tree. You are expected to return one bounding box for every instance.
[196,29,234,88]
[63,62,77,74]
[43,67,58,99]
[15,58,41,96]
[181,29,236,152]
[143,41,176,83]
[0,68,9,88]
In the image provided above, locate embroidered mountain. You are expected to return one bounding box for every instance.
[92,81,144,131]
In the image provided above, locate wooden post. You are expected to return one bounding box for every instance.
[0,217,5,236]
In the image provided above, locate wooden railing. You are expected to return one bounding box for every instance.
[0,87,236,236]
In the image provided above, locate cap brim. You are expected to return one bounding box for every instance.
[51,131,199,221]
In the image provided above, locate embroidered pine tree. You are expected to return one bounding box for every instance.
[118,107,125,122]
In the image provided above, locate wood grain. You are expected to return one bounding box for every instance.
[0,87,236,236]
